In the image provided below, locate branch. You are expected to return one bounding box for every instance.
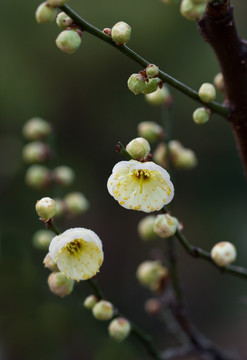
[175,230,247,280]
[198,0,247,176]
[59,4,228,117]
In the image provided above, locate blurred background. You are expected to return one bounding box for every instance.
[1,0,247,359]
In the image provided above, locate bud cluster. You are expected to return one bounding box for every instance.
[128,64,162,96]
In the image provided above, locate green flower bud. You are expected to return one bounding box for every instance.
[137,215,157,241]
[56,29,81,54]
[211,242,236,267]
[25,165,51,189]
[48,272,74,297]
[47,0,69,6]
[136,260,169,292]
[35,2,57,24]
[83,295,98,310]
[153,214,179,238]
[180,0,206,20]
[22,117,51,140]
[168,140,183,157]
[126,137,151,160]
[108,318,131,342]
[22,141,50,164]
[145,85,171,106]
[137,121,164,143]
[92,300,114,321]
[198,82,216,103]
[35,197,56,221]
[43,252,59,272]
[64,192,89,214]
[56,12,73,29]
[145,64,159,78]
[127,73,146,95]
[213,72,224,93]
[111,21,131,45]
[33,229,54,250]
[192,107,210,124]
[173,148,197,170]
[53,166,75,186]
[142,78,160,95]
[153,143,167,168]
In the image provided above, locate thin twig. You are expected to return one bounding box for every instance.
[59,4,228,117]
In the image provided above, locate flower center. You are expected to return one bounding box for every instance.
[65,238,82,256]
[132,169,151,194]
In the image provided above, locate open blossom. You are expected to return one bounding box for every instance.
[107,160,174,213]
[49,228,104,281]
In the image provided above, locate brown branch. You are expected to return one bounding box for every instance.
[198,0,247,176]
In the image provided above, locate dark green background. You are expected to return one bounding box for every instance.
[0,1,247,359]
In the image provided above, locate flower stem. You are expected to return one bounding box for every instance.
[59,4,228,118]
[175,230,247,279]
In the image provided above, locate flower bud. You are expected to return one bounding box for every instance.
[137,215,157,241]
[43,253,59,271]
[211,242,236,267]
[22,117,51,140]
[127,74,146,95]
[48,272,74,297]
[213,72,224,93]
[180,0,206,20]
[92,300,114,321]
[108,318,131,342]
[145,85,171,106]
[83,295,98,310]
[35,2,57,23]
[56,12,73,29]
[173,149,197,170]
[144,298,162,316]
[192,107,210,125]
[136,260,169,292]
[22,142,50,164]
[153,214,178,239]
[153,143,167,167]
[198,82,216,103]
[33,229,54,250]
[53,198,65,217]
[56,29,81,54]
[168,140,183,157]
[191,0,207,4]
[25,165,51,189]
[111,21,131,45]
[64,192,89,214]
[137,121,164,143]
[47,0,69,6]
[146,64,159,78]
[36,197,56,221]
[53,166,75,186]
[126,137,151,160]
[142,78,160,95]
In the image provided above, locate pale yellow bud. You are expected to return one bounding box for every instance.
[211,242,236,267]
[145,85,171,106]
[137,215,157,241]
[126,137,151,160]
[108,318,131,342]
[137,121,164,143]
[146,64,159,78]
[48,272,74,297]
[56,29,82,54]
[111,21,131,45]
[142,78,160,95]
[25,165,51,189]
[213,72,224,93]
[127,73,146,95]
[180,0,206,20]
[56,12,73,29]
[153,143,167,167]
[53,166,75,186]
[22,141,50,164]
[173,149,197,170]
[136,260,169,292]
[83,295,98,310]
[198,82,216,103]
[92,300,114,321]
[43,253,59,272]
[22,117,51,140]
[35,197,56,221]
[64,192,89,214]
[35,2,57,23]
[192,107,210,125]
[154,214,179,238]
[47,0,69,6]
[33,229,54,250]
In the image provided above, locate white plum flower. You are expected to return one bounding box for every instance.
[107,160,174,213]
[49,228,104,281]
